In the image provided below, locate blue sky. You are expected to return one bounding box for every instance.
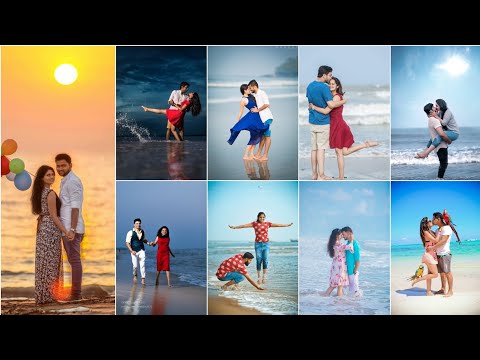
[208,181,298,241]
[300,182,390,242]
[116,46,206,136]
[392,46,480,128]
[392,181,480,245]
[208,46,297,80]
[299,46,390,87]
[116,181,206,249]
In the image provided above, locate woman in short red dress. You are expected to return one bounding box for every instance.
[152,226,175,287]
[309,77,379,179]
[142,92,202,141]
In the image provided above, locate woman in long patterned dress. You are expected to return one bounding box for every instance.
[152,226,175,287]
[31,165,68,304]
[324,228,354,297]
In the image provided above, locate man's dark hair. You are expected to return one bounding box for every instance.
[55,153,72,164]
[424,103,434,115]
[248,80,259,88]
[318,65,333,77]
[180,81,189,88]
[432,212,446,225]
[243,252,254,259]
[134,218,142,224]
[341,226,353,233]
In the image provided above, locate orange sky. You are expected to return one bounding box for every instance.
[1,46,115,154]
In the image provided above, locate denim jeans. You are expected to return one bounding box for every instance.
[427,130,459,148]
[255,242,270,271]
[218,271,245,283]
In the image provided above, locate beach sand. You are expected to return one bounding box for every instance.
[391,259,480,315]
[299,156,390,180]
[116,254,206,315]
[208,293,265,315]
[1,285,115,315]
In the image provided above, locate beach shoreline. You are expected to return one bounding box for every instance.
[208,294,265,315]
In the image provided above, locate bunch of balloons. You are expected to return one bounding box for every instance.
[1,139,32,191]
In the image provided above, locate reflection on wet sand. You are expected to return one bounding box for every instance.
[123,283,145,315]
[243,159,270,180]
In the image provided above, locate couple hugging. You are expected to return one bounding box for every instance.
[324,226,362,297]
[411,211,460,297]
[227,80,273,161]
[32,153,84,304]
[307,65,379,180]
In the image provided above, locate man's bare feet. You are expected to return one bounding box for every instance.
[257,278,262,285]
[221,284,229,291]
[444,291,453,297]
[141,278,145,286]
[262,278,266,284]
[133,274,138,283]
[318,175,332,180]
[426,291,434,296]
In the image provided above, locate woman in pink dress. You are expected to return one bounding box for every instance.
[152,226,175,287]
[410,217,441,295]
[323,228,353,297]
[142,92,202,141]
[309,77,379,179]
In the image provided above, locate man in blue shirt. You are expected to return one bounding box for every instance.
[341,226,362,296]
[306,65,334,180]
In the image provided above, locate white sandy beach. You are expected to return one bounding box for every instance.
[391,259,480,315]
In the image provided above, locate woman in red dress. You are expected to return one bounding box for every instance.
[152,226,175,287]
[309,77,379,179]
[142,92,202,141]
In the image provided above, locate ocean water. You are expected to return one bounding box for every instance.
[391,127,480,180]
[208,77,298,180]
[116,113,206,180]
[392,239,480,262]
[208,240,298,315]
[299,237,390,315]
[1,154,115,289]
[299,85,390,178]
[117,247,206,288]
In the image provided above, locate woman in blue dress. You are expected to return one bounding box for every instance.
[227,84,270,159]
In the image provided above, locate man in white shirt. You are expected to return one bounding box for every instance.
[167,81,189,141]
[248,80,274,161]
[55,153,85,301]
[125,218,151,286]
[431,211,454,297]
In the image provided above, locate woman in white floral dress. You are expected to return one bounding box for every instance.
[323,228,353,297]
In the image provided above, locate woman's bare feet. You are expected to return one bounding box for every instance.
[444,291,453,297]
[426,291,434,296]
[318,175,332,180]
[312,173,318,180]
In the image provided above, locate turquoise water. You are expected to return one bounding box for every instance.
[392,239,480,260]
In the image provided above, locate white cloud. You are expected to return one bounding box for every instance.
[354,201,368,215]
[353,188,375,197]
[306,188,329,198]
[332,189,352,201]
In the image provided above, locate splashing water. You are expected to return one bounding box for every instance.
[116,113,151,143]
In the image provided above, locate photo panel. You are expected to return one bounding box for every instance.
[1,46,116,314]
[208,46,298,180]
[116,181,207,315]
[298,46,390,180]
[116,46,207,180]
[299,181,390,315]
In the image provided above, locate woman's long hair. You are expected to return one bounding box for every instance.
[436,99,448,119]
[31,165,60,216]
[327,228,341,258]
[157,226,170,238]
[419,217,431,247]
[240,84,257,105]
[189,93,202,116]
[256,211,266,222]
[331,77,345,96]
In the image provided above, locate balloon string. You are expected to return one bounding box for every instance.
[4,155,36,178]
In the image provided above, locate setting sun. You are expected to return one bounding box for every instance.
[54,64,78,85]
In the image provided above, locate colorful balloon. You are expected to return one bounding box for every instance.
[6,172,16,181]
[1,155,10,176]
[9,158,25,174]
[1,139,18,156]
[14,170,32,191]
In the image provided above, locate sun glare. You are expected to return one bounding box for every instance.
[54,64,78,85]
[436,56,469,76]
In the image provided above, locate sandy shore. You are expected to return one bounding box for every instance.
[208,295,265,315]
[1,285,115,315]
[299,156,390,180]
[391,259,480,315]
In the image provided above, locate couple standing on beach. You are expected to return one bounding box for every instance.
[307,65,379,180]
[415,100,460,179]
[228,80,273,162]
[32,153,84,304]
[216,212,293,291]
[142,81,202,141]
[125,219,175,287]
[324,226,362,297]
[411,211,460,297]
